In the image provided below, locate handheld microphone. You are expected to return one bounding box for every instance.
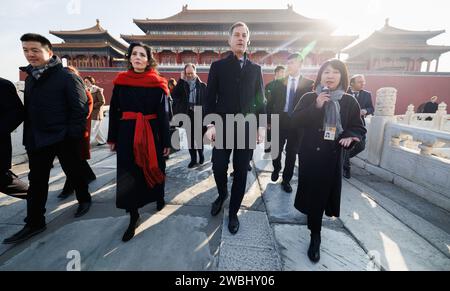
[322,86,330,94]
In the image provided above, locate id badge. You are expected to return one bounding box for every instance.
[324,126,336,141]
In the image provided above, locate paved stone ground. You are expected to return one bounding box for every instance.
[0,144,449,271]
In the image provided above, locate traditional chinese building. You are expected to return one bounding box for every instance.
[344,19,450,72]
[120,4,357,67]
[50,19,127,68]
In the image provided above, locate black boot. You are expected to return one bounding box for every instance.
[308,233,321,263]
[198,151,205,165]
[58,180,75,199]
[122,210,140,242]
[156,197,166,211]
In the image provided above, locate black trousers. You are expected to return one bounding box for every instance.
[25,139,91,227]
[63,160,96,191]
[272,116,300,182]
[343,136,366,170]
[212,148,253,217]
[187,109,206,162]
[0,134,12,173]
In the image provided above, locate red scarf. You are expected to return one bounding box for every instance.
[121,112,165,188]
[113,69,169,96]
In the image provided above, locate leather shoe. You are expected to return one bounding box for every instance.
[74,201,91,218]
[271,170,280,182]
[343,167,351,179]
[210,195,227,216]
[188,161,197,168]
[281,181,293,193]
[228,215,240,234]
[3,225,46,244]
[308,233,321,263]
[0,170,28,199]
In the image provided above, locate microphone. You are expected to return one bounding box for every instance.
[322,86,330,94]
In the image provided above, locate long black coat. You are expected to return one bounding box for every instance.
[205,54,265,148]
[292,92,366,217]
[108,85,170,210]
[20,60,88,152]
[0,78,24,171]
[172,77,207,115]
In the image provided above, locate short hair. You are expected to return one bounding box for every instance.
[20,33,53,50]
[126,42,157,71]
[274,66,285,74]
[184,63,196,73]
[229,22,250,38]
[350,74,365,85]
[287,53,303,62]
[84,76,96,85]
[314,59,349,91]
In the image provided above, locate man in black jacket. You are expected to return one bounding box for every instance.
[344,74,374,178]
[205,22,265,234]
[3,33,92,245]
[267,53,314,193]
[0,77,28,198]
[172,63,207,168]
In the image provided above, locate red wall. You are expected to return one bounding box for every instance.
[20,70,450,115]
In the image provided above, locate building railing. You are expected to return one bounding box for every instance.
[396,102,449,132]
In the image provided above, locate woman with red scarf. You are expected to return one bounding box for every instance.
[108,43,171,242]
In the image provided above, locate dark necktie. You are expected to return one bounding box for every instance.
[287,78,296,116]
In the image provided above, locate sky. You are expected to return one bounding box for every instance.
[1,0,450,82]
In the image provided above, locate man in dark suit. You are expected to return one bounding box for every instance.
[267,53,314,193]
[264,65,285,153]
[205,22,265,234]
[172,63,207,168]
[344,74,374,178]
[3,33,92,245]
[0,77,28,198]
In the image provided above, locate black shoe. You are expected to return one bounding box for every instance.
[211,195,227,216]
[248,164,252,171]
[281,181,293,193]
[122,217,141,242]
[188,160,197,168]
[74,201,91,218]
[228,215,240,234]
[271,170,280,182]
[57,185,74,200]
[199,155,205,165]
[156,198,166,211]
[0,170,28,199]
[264,147,271,153]
[308,233,321,263]
[343,168,351,179]
[3,225,46,244]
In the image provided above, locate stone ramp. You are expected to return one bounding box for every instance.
[1,146,449,270]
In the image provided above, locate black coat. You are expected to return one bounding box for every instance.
[292,92,366,217]
[20,60,88,152]
[0,78,24,171]
[108,85,170,210]
[267,76,314,116]
[347,89,374,116]
[423,101,438,113]
[205,54,265,148]
[205,54,265,117]
[172,77,207,115]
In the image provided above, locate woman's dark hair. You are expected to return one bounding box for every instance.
[84,76,96,85]
[126,42,157,71]
[314,59,349,91]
